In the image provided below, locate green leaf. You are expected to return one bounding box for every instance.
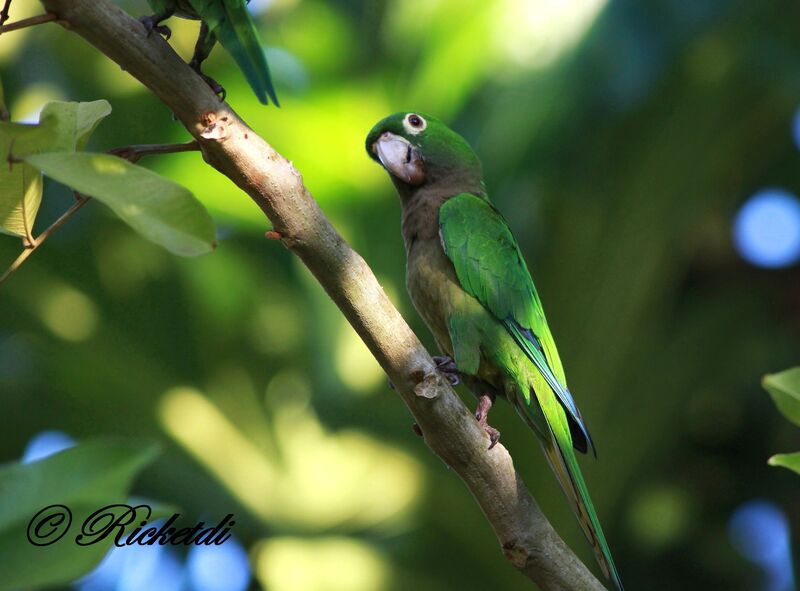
[0,100,112,160]
[0,162,43,239]
[26,152,217,256]
[763,367,800,427]
[0,439,159,591]
[768,452,800,475]
[0,100,111,238]
[0,122,50,238]
[38,100,112,152]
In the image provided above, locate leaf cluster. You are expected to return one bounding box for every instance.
[0,93,216,257]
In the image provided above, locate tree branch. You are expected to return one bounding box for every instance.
[107,140,199,164]
[0,192,89,285]
[0,12,56,34]
[37,1,608,589]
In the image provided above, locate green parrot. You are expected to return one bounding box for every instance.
[366,112,623,590]
[141,0,278,105]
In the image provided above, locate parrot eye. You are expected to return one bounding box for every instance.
[403,113,427,135]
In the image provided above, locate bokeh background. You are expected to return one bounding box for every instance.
[1,0,799,589]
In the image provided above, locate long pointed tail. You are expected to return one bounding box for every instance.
[512,380,623,590]
[541,434,624,591]
[213,0,279,105]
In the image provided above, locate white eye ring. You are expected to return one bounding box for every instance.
[403,113,427,135]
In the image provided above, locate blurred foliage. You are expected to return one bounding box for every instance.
[765,368,800,476]
[0,0,799,589]
[0,439,159,590]
[765,368,800,427]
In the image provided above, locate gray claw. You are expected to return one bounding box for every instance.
[433,355,460,386]
[139,15,171,39]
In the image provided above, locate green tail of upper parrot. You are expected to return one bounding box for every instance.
[145,0,279,106]
[365,112,623,590]
[199,0,279,106]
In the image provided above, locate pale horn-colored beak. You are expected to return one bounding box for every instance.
[372,132,426,186]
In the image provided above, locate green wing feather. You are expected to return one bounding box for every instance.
[439,193,593,451]
[439,192,622,590]
[189,0,278,105]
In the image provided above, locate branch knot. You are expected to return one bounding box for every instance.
[412,368,443,399]
[502,540,531,569]
[199,111,228,141]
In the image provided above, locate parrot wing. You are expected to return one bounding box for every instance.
[438,192,593,453]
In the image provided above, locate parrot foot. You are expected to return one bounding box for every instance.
[387,355,457,391]
[475,394,500,450]
[139,15,172,40]
[200,75,226,101]
[433,355,460,386]
[190,64,226,102]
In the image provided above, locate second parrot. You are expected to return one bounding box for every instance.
[142,0,278,105]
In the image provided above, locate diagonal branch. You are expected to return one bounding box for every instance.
[37,1,608,589]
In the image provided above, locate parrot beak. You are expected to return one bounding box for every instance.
[372,132,426,186]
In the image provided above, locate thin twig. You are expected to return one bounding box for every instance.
[0,0,12,29]
[108,141,200,164]
[0,194,89,286]
[0,12,56,34]
[0,141,201,286]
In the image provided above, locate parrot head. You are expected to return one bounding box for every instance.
[366,112,482,190]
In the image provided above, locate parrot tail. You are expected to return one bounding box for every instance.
[540,433,624,591]
[213,0,279,105]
